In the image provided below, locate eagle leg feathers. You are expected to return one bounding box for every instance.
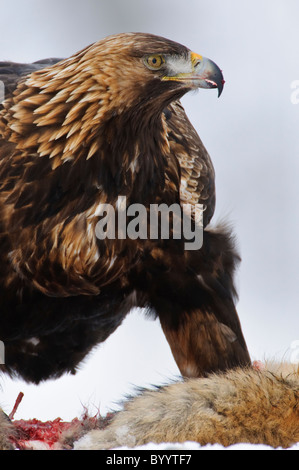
[139,226,250,377]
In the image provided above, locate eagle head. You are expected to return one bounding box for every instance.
[84,32,224,114]
[3,33,224,165]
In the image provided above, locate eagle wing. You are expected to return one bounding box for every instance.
[0,59,62,105]
[0,59,127,297]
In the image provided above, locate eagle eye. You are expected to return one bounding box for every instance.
[145,55,165,70]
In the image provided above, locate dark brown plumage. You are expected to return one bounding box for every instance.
[0,32,250,384]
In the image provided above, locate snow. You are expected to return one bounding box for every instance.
[76,440,299,451]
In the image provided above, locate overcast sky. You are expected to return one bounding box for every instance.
[1,0,299,421]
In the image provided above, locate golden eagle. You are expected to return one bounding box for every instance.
[0,33,250,384]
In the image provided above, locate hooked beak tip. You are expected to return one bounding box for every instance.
[218,78,225,97]
[202,59,225,97]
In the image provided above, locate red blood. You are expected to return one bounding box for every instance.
[252,360,265,371]
[12,417,77,449]
[8,392,107,449]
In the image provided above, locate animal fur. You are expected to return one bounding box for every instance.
[0,411,15,450]
[74,363,299,450]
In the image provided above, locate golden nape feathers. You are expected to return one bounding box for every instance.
[0,33,249,387]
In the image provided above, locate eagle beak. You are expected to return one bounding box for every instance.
[164,52,224,97]
[189,52,225,97]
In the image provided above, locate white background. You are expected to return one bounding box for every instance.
[0,0,298,422]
